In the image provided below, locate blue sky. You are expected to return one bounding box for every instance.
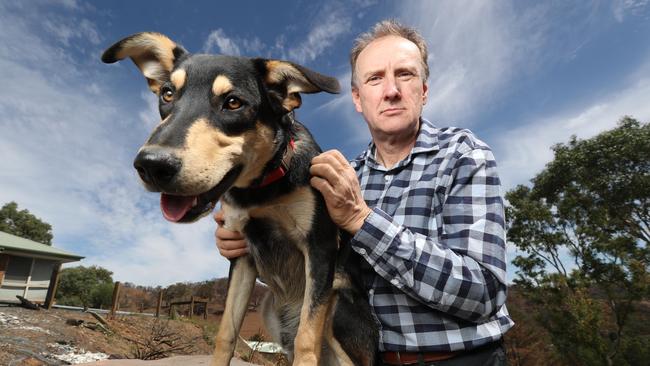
[1,0,649,286]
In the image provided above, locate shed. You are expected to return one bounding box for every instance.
[0,230,83,307]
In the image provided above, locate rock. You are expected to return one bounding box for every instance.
[66,319,85,326]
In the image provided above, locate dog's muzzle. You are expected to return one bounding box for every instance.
[133,146,242,223]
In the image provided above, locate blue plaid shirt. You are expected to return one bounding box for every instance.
[350,118,514,352]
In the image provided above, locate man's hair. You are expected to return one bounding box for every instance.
[350,19,429,87]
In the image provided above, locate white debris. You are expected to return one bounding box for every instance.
[0,312,54,334]
[45,343,110,364]
[0,312,21,326]
[17,325,54,334]
[244,340,285,354]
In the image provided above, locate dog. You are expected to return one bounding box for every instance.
[102,32,378,366]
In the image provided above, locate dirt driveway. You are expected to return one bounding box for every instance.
[79,355,256,365]
[0,305,273,366]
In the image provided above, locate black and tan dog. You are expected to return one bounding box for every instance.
[102,33,377,366]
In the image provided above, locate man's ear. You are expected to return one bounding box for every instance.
[259,59,340,112]
[422,82,428,105]
[352,86,363,113]
[101,32,188,93]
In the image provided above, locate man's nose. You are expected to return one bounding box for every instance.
[383,76,400,100]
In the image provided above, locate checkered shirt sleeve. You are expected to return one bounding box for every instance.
[349,119,513,352]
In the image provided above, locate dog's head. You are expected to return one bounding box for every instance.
[102,32,339,223]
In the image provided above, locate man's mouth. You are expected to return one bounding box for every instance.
[381,107,405,115]
[160,165,242,223]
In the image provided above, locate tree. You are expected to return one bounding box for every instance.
[56,265,114,308]
[195,279,217,301]
[163,282,193,303]
[506,117,650,366]
[0,201,53,245]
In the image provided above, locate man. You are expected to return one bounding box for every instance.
[216,20,513,365]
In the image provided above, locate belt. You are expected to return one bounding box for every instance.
[381,350,458,365]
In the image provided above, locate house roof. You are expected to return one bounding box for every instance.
[0,231,84,262]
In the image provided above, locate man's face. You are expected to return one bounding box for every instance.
[352,35,428,139]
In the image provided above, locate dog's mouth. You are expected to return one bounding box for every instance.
[160,165,242,223]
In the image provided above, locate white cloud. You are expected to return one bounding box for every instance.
[496,66,650,190]
[318,72,372,148]
[202,1,357,63]
[203,29,267,57]
[394,2,551,125]
[286,6,352,64]
[319,1,550,150]
[138,91,160,128]
[203,29,243,56]
[43,17,101,47]
[612,0,650,22]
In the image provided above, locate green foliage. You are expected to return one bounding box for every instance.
[162,278,229,303]
[506,117,650,365]
[163,282,194,303]
[91,281,115,309]
[56,265,114,308]
[0,201,53,245]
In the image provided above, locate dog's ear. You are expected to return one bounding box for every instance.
[260,60,340,112]
[101,32,187,93]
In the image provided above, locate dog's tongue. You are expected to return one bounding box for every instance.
[160,194,196,222]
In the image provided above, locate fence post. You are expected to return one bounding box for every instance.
[156,291,163,318]
[110,281,121,319]
[189,296,195,319]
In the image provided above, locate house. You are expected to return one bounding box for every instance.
[0,230,83,307]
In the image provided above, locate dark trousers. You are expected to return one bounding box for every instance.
[379,341,507,366]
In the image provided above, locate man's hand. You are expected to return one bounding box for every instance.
[310,150,372,234]
[214,209,249,259]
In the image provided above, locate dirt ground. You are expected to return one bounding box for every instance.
[0,305,276,366]
[80,356,256,365]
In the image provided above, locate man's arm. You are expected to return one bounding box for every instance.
[310,148,507,323]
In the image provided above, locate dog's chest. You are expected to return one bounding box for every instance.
[223,186,316,244]
[222,187,316,297]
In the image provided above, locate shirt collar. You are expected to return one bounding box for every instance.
[352,118,440,172]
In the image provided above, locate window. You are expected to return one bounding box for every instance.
[31,259,57,282]
[4,256,32,283]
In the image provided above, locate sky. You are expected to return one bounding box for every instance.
[1,0,649,286]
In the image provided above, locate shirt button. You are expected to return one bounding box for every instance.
[391,279,399,286]
[359,248,367,255]
[369,289,374,296]
[384,175,392,181]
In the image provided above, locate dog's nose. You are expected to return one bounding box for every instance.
[133,148,181,188]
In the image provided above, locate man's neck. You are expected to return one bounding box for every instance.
[372,127,419,169]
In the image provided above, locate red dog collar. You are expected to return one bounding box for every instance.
[258,139,295,187]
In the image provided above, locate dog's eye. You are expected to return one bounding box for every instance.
[160,87,174,103]
[224,96,242,110]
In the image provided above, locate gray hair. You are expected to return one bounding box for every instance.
[350,19,429,87]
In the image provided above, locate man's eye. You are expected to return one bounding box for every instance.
[398,71,414,79]
[367,75,382,84]
[160,87,174,103]
[223,96,242,110]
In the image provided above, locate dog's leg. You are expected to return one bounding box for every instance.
[324,294,355,366]
[292,244,337,366]
[211,256,257,366]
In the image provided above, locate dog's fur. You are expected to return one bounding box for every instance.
[102,32,377,366]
